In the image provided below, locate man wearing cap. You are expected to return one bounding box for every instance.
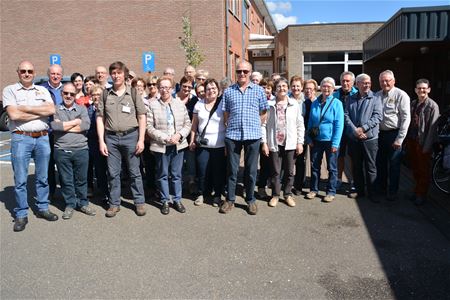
[3,60,58,232]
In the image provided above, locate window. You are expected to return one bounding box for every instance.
[243,1,250,25]
[303,51,363,84]
[235,0,240,19]
[228,0,235,15]
[277,56,286,74]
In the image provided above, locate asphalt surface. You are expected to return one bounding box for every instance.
[1,157,450,300]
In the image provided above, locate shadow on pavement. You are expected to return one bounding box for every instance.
[353,169,450,299]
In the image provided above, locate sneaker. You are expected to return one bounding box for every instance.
[268,196,279,207]
[306,191,317,200]
[135,204,146,216]
[348,192,359,199]
[219,200,234,214]
[212,196,221,207]
[257,187,268,199]
[323,194,335,203]
[285,195,296,207]
[62,207,74,220]
[248,202,258,215]
[80,205,96,216]
[194,195,204,206]
[105,206,120,218]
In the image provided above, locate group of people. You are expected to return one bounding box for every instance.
[3,59,441,232]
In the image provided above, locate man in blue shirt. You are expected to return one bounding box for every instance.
[220,61,268,215]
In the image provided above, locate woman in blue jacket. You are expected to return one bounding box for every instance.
[305,77,344,202]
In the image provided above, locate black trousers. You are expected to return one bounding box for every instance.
[348,138,378,197]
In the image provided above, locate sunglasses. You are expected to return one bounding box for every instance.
[63,91,76,97]
[19,69,34,74]
[236,70,250,75]
[196,77,206,81]
[147,83,157,87]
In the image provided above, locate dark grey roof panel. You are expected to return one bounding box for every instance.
[364,6,450,62]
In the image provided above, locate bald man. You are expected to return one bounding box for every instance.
[3,61,58,231]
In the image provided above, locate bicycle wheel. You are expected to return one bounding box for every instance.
[432,154,450,195]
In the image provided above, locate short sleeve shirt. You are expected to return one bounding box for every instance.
[222,82,268,140]
[97,86,146,132]
[2,82,53,132]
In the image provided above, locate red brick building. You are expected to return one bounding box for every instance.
[0,0,277,87]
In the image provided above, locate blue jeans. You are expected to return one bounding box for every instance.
[105,130,145,207]
[196,147,226,196]
[54,148,89,209]
[310,140,338,195]
[11,133,51,218]
[225,138,260,203]
[154,145,184,203]
[376,130,403,194]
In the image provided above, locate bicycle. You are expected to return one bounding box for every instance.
[432,112,450,195]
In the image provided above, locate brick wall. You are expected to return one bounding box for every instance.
[276,22,383,79]
[0,0,225,87]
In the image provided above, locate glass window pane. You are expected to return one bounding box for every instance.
[348,65,363,76]
[348,52,363,60]
[304,52,344,62]
[308,64,344,84]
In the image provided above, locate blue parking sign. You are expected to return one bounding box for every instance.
[142,52,155,72]
[49,54,61,65]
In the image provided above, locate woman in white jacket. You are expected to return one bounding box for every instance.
[261,78,305,207]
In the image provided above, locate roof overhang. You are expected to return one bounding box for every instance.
[363,5,450,62]
[252,0,278,35]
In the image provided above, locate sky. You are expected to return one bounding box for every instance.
[267,0,450,29]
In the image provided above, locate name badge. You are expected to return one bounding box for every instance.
[122,105,131,113]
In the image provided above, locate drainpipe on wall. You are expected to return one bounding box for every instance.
[241,0,245,62]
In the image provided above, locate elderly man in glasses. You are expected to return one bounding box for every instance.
[220,60,268,215]
[51,83,95,220]
[3,61,58,232]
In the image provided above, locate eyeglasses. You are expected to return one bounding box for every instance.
[196,77,206,81]
[147,83,157,87]
[181,84,193,89]
[163,72,174,75]
[236,70,250,75]
[19,69,34,74]
[62,91,76,97]
[159,86,171,91]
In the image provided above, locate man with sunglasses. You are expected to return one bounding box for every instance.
[220,60,268,215]
[50,83,95,219]
[3,61,58,232]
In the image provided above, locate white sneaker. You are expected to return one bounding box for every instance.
[194,195,204,206]
[268,196,279,207]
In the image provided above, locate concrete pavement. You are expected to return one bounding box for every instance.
[1,161,450,299]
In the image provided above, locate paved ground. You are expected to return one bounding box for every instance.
[1,158,450,299]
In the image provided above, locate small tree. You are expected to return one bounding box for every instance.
[180,16,204,68]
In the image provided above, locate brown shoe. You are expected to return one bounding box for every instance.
[268,196,279,207]
[105,206,120,218]
[135,204,146,216]
[285,195,296,207]
[248,202,258,215]
[219,200,234,214]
